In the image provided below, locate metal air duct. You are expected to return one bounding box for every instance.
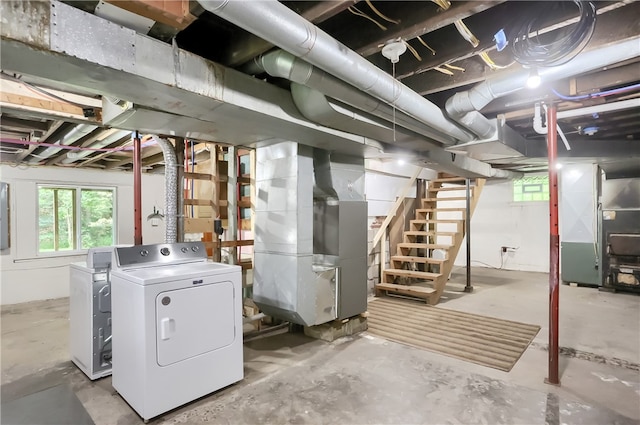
[144,135,178,243]
[27,124,98,163]
[198,0,474,144]
[445,37,640,139]
[246,50,457,146]
[60,130,131,164]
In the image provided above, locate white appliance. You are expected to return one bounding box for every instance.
[110,242,243,422]
[69,247,114,380]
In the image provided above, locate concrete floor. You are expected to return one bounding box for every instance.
[2,268,639,424]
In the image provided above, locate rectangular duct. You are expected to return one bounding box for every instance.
[253,142,367,326]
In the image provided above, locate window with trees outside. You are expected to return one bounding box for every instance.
[513,175,550,202]
[38,186,116,253]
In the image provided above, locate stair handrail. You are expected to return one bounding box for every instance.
[369,166,422,256]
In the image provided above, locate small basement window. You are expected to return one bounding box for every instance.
[38,186,116,253]
[513,175,549,202]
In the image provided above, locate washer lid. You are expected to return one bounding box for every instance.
[111,261,240,285]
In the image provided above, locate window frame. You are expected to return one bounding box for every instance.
[37,184,117,256]
[512,175,550,203]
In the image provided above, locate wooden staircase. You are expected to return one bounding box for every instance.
[375,173,485,305]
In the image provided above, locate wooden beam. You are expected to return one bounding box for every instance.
[15,120,65,162]
[221,0,357,67]
[394,1,640,81]
[105,0,195,30]
[403,3,640,94]
[0,91,95,121]
[351,1,504,58]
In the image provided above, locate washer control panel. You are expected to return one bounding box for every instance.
[114,242,206,268]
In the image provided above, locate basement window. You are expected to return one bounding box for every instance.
[38,186,116,253]
[513,176,549,202]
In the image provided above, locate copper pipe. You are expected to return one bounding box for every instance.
[546,105,560,386]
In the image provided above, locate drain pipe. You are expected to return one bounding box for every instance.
[142,135,178,243]
[198,0,474,144]
[246,50,460,146]
[445,37,640,139]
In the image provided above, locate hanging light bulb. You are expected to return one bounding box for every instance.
[526,68,541,89]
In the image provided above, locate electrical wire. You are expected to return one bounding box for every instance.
[348,6,386,31]
[552,82,640,101]
[509,0,596,67]
[365,0,399,24]
[403,40,422,61]
[0,71,95,109]
[416,36,436,55]
[454,20,480,48]
[444,63,465,72]
[433,67,454,76]
[478,51,513,70]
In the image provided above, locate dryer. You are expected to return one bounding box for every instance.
[110,242,243,422]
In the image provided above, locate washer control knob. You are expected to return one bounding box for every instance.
[191,245,199,252]
[140,249,149,257]
[181,247,188,253]
[160,247,170,256]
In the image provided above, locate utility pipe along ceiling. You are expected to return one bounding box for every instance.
[0,0,638,176]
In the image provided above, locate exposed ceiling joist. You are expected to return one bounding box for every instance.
[219,0,358,67]
[348,1,504,58]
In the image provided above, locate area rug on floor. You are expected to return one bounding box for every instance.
[367,297,541,372]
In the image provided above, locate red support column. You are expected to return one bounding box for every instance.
[546,105,560,385]
[133,131,143,245]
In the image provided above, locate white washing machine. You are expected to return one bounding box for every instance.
[110,242,243,422]
[69,247,114,380]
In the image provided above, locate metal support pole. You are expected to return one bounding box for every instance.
[227,146,238,265]
[133,131,143,245]
[464,178,473,293]
[175,138,185,242]
[546,104,561,386]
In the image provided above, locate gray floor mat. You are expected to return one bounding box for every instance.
[1,383,94,425]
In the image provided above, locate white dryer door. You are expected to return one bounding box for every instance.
[155,281,235,367]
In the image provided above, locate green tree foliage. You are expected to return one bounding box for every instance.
[38,187,114,252]
[80,189,114,249]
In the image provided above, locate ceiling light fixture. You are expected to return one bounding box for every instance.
[526,68,541,89]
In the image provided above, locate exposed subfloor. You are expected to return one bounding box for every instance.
[2,267,639,424]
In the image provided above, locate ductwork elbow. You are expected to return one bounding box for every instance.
[490,168,523,179]
[252,50,314,84]
[445,93,496,140]
[143,135,178,244]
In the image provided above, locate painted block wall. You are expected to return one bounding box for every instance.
[454,175,549,272]
[0,165,166,305]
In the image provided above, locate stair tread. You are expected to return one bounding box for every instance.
[398,243,453,249]
[383,269,441,279]
[416,208,466,212]
[428,186,470,192]
[376,282,436,294]
[391,256,446,264]
[423,197,468,202]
